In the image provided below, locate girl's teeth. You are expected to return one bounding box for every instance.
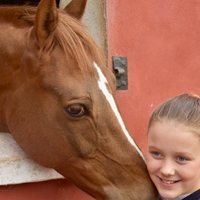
[161,178,177,184]
[163,180,174,184]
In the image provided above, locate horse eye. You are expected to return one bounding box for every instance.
[65,104,87,118]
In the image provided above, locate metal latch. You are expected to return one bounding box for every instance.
[112,56,128,90]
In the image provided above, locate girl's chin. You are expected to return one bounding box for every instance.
[158,191,178,200]
[159,195,176,200]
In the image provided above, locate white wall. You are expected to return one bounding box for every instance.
[60,0,107,53]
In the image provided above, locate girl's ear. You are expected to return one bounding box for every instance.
[64,0,87,19]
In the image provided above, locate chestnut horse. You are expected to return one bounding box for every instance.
[0,0,158,199]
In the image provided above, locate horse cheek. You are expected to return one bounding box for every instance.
[56,114,98,159]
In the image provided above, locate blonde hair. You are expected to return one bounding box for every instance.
[148,93,200,131]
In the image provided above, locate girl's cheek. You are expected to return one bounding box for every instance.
[146,159,160,173]
[146,159,154,172]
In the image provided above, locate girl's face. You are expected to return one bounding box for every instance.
[146,120,200,200]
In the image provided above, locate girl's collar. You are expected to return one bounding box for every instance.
[176,194,191,200]
[161,193,191,200]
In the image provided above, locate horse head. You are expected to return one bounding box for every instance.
[0,0,158,199]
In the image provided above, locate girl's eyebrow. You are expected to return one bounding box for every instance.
[148,146,160,150]
[174,152,193,157]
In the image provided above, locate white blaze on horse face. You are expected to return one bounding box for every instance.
[93,62,145,160]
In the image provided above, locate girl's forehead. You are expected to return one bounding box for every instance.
[149,119,198,134]
[148,120,200,155]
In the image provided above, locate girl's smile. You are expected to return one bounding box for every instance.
[157,176,181,189]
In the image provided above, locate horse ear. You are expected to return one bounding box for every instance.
[64,0,87,19]
[35,0,58,48]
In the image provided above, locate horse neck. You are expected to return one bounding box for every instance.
[0,16,27,132]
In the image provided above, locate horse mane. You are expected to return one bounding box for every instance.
[55,12,105,72]
[0,5,105,72]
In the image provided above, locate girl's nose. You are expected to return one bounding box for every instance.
[160,160,175,176]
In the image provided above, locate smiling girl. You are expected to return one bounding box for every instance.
[146,93,200,200]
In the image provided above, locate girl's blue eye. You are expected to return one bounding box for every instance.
[150,151,161,159]
[176,156,189,163]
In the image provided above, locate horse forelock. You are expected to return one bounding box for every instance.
[55,12,105,73]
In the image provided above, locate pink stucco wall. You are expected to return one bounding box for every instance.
[106,0,200,154]
[0,180,94,200]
